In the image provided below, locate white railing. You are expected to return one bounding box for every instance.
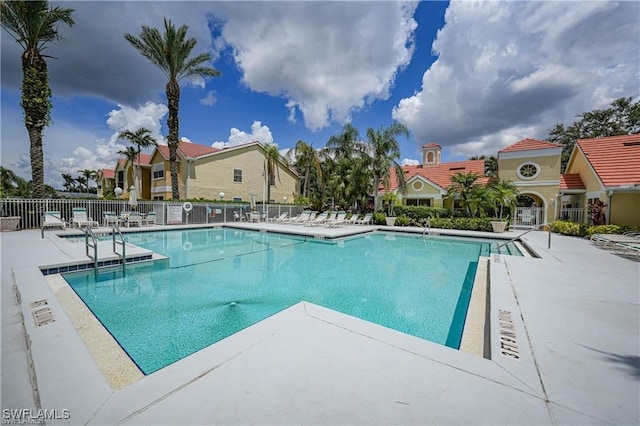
[559,208,584,224]
[512,207,545,229]
[0,198,307,230]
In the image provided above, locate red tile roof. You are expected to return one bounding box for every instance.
[576,134,640,187]
[136,153,151,165]
[421,142,441,149]
[560,173,585,190]
[99,168,114,179]
[155,142,220,160]
[499,138,562,153]
[385,160,488,192]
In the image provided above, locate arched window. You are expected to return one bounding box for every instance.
[427,152,434,163]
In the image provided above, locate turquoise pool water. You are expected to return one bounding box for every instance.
[63,229,508,374]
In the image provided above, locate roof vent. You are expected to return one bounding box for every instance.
[623,141,640,146]
[449,167,466,171]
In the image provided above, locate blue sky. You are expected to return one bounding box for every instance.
[1,1,638,189]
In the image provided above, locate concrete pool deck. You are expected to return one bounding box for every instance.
[1,224,638,424]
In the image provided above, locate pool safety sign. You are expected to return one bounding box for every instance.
[167,205,183,225]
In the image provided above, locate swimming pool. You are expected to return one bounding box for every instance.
[63,229,511,374]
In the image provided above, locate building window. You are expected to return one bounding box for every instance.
[412,180,424,191]
[233,169,243,183]
[153,196,164,201]
[427,152,434,163]
[117,171,124,190]
[152,163,164,180]
[516,162,540,180]
[233,197,242,202]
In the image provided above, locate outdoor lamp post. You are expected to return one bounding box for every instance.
[114,187,122,198]
[283,196,287,204]
[219,192,225,201]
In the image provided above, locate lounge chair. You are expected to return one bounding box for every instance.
[354,213,373,225]
[268,212,288,222]
[611,241,640,260]
[103,211,121,227]
[305,211,329,227]
[325,211,347,228]
[71,208,98,228]
[287,211,313,225]
[143,212,157,226]
[591,233,640,249]
[249,211,261,222]
[126,212,143,227]
[41,211,67,238]
[343,213,359,225]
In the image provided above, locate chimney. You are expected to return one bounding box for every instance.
[422,143,441,167]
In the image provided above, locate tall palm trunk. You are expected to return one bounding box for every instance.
[22,49,50,199]
[166,79,181,199]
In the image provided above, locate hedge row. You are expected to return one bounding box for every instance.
[550,221,640,237]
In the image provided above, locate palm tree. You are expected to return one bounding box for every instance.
[61,173,75,191]
[469,155,498,178]
[118,146,138,191]
[117,127,157,196]
[366,123,409,211]
[1,167,29,198]
[489,179,519,220]
[263,143,281,204]
[125,18,221,200]
[326,123,363,159]
[77,169,96,193]
[446,172,480,216]
[1,1,75,199]
[287,140,323,198]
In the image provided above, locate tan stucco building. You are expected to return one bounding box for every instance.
[148,141,299,202]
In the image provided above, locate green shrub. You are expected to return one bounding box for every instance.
[393,205,452,220]
[372,212,386,225]
[394,215,410,226]
[428,217,493,232]
[550,221,587,237]
[586,224,621,236]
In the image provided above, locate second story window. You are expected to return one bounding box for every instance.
[153,163,164,180]
[233,169,243,183]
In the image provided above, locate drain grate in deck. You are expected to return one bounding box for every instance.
[30,299,56,327]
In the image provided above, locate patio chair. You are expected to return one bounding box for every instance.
[71,208,98,228]
[325,211,347,228]
[268,212,286,222]
[591,233,640,249]
[126,212,143,227]
[143,212,157,226]
[354,213,373,225]
[343,213,359,225]
[287,211,313,225]
[304,211,329,227]
[233,211,242,222]
[103,211,121,227]
[611,241,640,260]
[41,211,67,238]
[250,211,261,223]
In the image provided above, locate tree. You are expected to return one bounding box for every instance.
[325,123,368,210]
[117,127,157,195]
[263,143,281,204]
[489,179,519,220]
[125,18,221,199]
[61,173,75,191]
[1,1,75,198]
[547,97,640,172]
[446,172,480,216]
[287,140,323,198]
[470,155,498,178]
[366,123,409,211]
[1,167,29,197]
[77,169,96,193]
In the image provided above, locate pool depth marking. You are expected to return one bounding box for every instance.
[497,309,520,360]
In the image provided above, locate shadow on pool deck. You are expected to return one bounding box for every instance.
[1,225,638,424]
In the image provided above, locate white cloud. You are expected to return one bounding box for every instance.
[402,158,420,166]
[200,91,217,107]
[212,121,275,149]
[393,1,639,156]
[217,2,418,130]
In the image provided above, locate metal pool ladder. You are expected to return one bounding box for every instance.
[496,223,552,250]
[84,225,126,277]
